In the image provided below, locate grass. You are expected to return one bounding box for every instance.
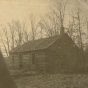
[14,74,88,88]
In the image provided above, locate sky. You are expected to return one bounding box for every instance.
[0,0,88,56]
[0,0,58,24]
[0,0,87,24]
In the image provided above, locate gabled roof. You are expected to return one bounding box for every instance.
[9,33,71,53]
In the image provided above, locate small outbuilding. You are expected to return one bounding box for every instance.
[9,29,79,73]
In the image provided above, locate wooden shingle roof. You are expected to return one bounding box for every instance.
[10,34,67,53]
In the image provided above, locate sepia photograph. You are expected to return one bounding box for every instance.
[0,0,88,88]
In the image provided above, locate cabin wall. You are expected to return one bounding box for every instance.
[22,51,47,73]
[35,51,46,73]
[10,53,32,70]
[10,51,47,72]
[47,35,79,73]
[22,53,32,70]
[9,54,19,69]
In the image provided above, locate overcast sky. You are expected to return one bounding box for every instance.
[0,0,87,25]
[0,0,88,56]
[0,0,58,24]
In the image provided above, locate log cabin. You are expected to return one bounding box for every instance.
[9,27,79,74]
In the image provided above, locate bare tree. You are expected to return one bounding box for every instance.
[0,26,10,57]
[12,20,24,46]
[54,0,68,27]
[67,1,87,49]
[0,20,28,57]
[86,18,88,33]
[3,27,10,52]
[8,22,16,49]
[0,34,9,57]
[29,14,39,40]
[72,3,86,49]
[39,16,56,37]
[8,20,29,46]
[68,1,87,71]
[39,0,68,37]
[21,22,29,43]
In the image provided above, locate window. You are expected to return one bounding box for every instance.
[32,54,36,65]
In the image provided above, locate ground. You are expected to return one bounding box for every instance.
[14,74,88,88]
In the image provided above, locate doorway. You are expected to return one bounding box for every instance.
[19,54,23,68]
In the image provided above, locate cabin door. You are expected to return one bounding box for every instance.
[19,54,23,68]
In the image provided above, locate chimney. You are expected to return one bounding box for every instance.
[60,26,65,35]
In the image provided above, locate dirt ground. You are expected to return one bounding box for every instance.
[14,74,88,88]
